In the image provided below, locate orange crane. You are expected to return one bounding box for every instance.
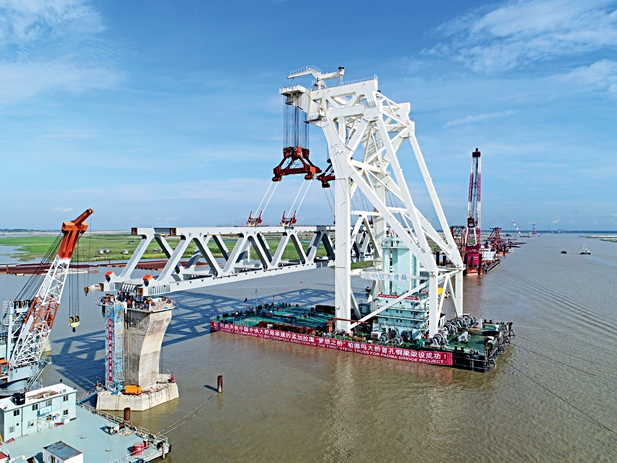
[0,209,93,393]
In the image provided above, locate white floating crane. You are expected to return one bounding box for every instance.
[281,67,464,335]
[101,67,464,338]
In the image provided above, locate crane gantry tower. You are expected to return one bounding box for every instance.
[281,66,464,335]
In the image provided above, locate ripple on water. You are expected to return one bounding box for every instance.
[2,235,617,461]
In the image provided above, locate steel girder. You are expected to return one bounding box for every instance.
[101,226,335,296]
[281,71,464,335]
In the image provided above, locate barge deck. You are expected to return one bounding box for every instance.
[210,304,514,373]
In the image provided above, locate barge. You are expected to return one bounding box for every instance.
[0,383,171,462]
[211,235,513,373]
[210,304,514,373]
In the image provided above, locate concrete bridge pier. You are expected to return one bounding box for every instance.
[97,301,179,411]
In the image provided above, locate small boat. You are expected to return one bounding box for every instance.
[561,250,567,254]
[580,244,591,255]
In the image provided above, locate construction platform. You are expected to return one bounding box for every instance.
[1,385,170,462]
[97,382,179,412]
[210,303,514,372]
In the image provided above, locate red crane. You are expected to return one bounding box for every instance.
[4,209,93,387]
[465,149,482,274]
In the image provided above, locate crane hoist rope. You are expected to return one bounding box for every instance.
[68,238,82,332]
[282,179,313,226]
[15,234,62,302]
[247,181,280,226]
[8,209,93,372]
[323,187,334,217]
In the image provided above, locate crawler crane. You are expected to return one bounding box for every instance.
[0,209,93,394]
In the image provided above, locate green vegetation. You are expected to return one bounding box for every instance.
[0,233,332,263]
[0,234,146,262]
[351,260,374,270]
[582,235,617,243]
[0,235,62,260]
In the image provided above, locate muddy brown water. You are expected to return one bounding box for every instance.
[1,233,616,462]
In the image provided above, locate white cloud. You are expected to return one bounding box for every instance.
[444,110,514,127]
[427,0,617,73]
[0,0,103,46]
[0,0,119,105]
[0,61,119,105]
[561,59,617,97]
[51,206,73,212]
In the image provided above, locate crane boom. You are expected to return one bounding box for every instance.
[9,209,93,370]
[511,219,522,237]
[466,148,482,246]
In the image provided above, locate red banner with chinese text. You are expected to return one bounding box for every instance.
[210,321,452,366]
[106,318,114,382]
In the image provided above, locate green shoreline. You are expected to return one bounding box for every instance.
[0,233,331,263]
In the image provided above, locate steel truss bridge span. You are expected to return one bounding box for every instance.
[101,66,465,338]
[100,226,335,296]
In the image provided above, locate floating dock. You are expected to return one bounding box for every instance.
[210,304,514,373]
[0,383,170,462]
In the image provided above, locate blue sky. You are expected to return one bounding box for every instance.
[2,0,617,231]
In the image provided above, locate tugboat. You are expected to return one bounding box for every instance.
[580,244,591,255]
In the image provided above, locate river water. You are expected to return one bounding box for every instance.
[1,234,616,462]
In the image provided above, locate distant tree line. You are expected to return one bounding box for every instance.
[0,229,53,232]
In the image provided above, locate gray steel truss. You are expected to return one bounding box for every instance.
[100,226,335,296]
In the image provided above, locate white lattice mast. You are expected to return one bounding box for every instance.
[467,149,482,247]
[511,219,522,237]
[281,66,464,335]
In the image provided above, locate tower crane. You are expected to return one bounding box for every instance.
[0,209,93,393]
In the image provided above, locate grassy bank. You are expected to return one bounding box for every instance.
[0,233,331,263]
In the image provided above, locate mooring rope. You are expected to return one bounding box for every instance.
[514,334,610,368]
[512,343,596,376]
[504,359,616,436]
[158,394,216,435]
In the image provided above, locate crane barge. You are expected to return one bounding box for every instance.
[0,209,93,394]
[451,149,502,274]
[101,66,514,373]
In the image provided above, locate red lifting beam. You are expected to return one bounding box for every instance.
[316,159,335,188]
[247,211,263,226]
[272,146,322,182]
[281,210,297,226]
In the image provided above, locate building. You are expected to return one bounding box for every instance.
[1,383,171,462]
[43,441,83,463]
[0,384,76,441]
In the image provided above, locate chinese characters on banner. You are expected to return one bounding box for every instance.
[210,322,452,366]
[106,318,114,382]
